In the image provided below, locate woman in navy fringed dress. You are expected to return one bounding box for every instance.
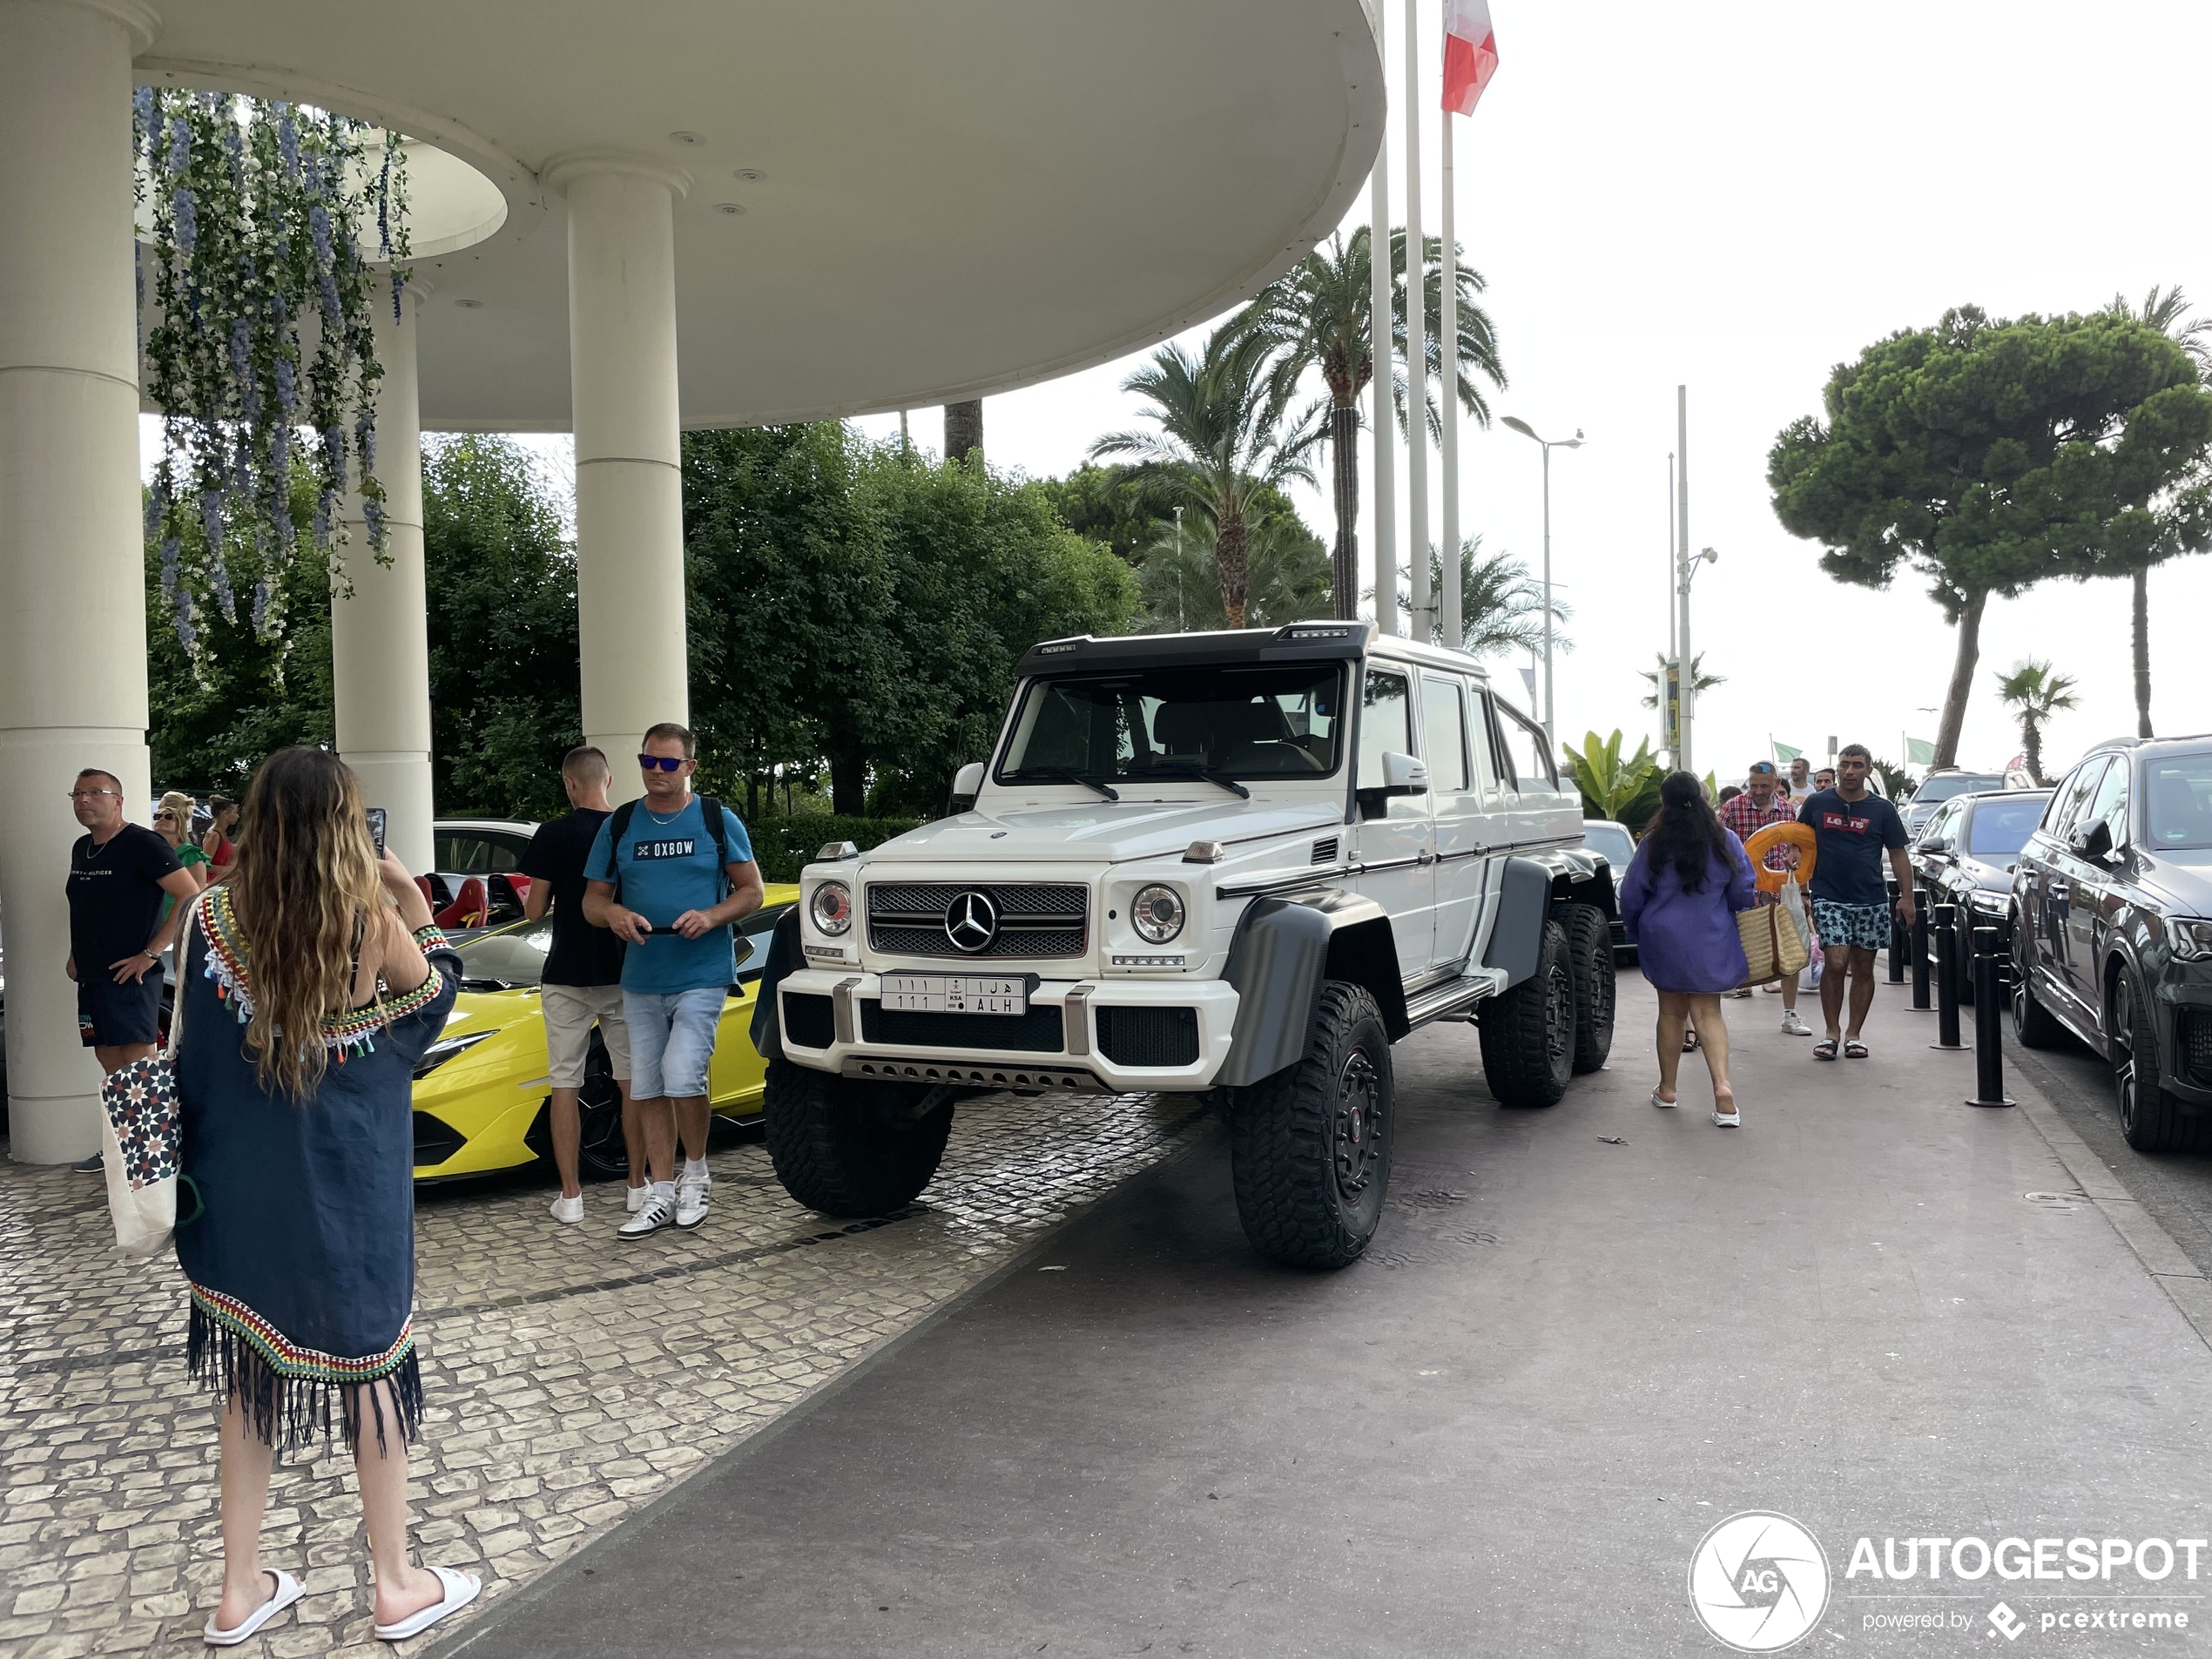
[173,748,480,1645]
[1618,771,1759,1127]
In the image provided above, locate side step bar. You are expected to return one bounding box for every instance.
[1402,968,1507,1029]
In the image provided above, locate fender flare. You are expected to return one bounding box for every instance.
[749,907,804,1062]
[1219,889,1402,1088]
[1482,855,1561,988]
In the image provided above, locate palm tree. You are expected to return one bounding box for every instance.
[1401,536,1568,656]
[2107,285,2212,738]
[1638,651,1724,711]
[1133,502,1332,633]
[1234,227,1504,620]
[1090,325,1318,628]
[1993,658,2080,785]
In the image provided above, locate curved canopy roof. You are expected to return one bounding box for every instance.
[138,0,1383,431]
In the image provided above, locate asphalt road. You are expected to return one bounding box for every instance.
[438,971,2212,1659]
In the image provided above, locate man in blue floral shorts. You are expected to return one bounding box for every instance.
[1797,745,1915,1060]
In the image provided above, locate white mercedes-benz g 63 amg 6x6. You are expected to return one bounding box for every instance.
[753,622,1617,1267]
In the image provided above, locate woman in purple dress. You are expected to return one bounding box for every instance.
[1618,772,1759,1125]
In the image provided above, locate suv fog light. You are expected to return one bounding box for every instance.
[1131,884,1185,944]
[811,880,853,936]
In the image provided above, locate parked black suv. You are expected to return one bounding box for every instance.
[2012,737,2212,1150]
[1908,788,2050,1001]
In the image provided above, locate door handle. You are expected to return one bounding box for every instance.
[1415,849,1436,865]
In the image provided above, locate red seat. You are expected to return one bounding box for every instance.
[435,876,489,931]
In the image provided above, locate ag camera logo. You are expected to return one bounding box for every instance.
[1689,1511,1831,1653]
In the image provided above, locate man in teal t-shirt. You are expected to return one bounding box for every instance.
[584,722,765,1239]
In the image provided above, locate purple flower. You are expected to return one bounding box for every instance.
[172,187,197,253]
[312,489,332,547]
[276,105,299,179]
[354,409,376,476]
[251,578,271,635]
[228,317,251,382]
[199,484,222,552]
[363,496,386,548]
[273,356,296,416]
[167,114,189,175]
[390,270,406,324]
[209,552,236,625]
[173,586,196,652]
[158,535,180,603]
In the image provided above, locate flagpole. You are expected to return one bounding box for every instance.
[1676,385,1694,778]
[1402,0,1430,644]
[1368,0,1397,637]
[1440,110,1461,651]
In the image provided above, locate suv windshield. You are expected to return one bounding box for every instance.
[2144,754,2212,850]
[999,665,1345,786]
[1917,772,2006,806]
[1967,796,2047,859]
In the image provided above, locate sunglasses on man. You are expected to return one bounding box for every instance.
[637,753,689,772]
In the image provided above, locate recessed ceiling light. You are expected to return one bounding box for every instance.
[733,168,766,183]
[455,297,484,308]
[669,131,703,145]
[712,201,745,216]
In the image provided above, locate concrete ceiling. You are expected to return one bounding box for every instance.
[137,0,1383,431]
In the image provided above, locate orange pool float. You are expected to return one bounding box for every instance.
[1743,820,1818,894]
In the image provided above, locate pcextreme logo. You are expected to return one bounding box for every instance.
[1688,1511,1832,1653]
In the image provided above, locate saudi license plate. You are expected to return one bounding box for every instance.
[879,974,1028,1015]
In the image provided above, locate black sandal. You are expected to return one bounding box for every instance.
[1683,1029,1699,1053]
[1813,1038,1839,1061]
[1844,1038,1869,1059]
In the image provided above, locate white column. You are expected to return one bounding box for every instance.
[545,152,690,804]
[1367,0,1397,638]
[334,284,435,875]
[1439,115,1461,652]
[0,0,158,1163]
[1401,0,1430,642]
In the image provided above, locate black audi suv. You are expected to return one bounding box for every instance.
[1908,788,2050,1001]
[2012,737,2212,1151]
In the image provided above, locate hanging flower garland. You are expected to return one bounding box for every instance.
[134,88,412,655]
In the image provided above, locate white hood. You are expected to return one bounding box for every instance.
[869,797,1345,866]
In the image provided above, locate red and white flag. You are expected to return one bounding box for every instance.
[1442,0,1500,115]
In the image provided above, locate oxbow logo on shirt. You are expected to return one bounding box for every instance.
[633,839,698,861]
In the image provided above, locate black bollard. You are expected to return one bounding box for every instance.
[1909,886,1933,1011]
[1887,897,1908,983]
[1966,926,2015,1105]
[1930,903,1968,1050]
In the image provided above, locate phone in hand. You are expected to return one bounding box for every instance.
[366,807,388,859]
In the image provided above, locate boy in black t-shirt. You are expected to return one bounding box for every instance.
[520,747,635,1224]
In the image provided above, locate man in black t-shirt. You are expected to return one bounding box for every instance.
[1797,745,1916,1059]
[65,768,200,1169]
[520,746,635,1224]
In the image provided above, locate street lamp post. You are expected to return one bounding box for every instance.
[1501,416,1583,745]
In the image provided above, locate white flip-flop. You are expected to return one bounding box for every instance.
[203,1568,303,1646]
[374,1566,482,1643]
[1650,1085,1676,1109]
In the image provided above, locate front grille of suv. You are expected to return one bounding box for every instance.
[1095,1006,1200,1068]
[2178,1008,2212,1089]
[866,882,1089,959]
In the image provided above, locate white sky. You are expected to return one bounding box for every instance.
[145,1,2212,785]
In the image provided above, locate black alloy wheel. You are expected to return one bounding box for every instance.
[1332,1046,1385,1206]
[2112,968,2211,1153]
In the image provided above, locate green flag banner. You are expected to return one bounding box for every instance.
[1772,740,1803,764]
[1906,736,1937,765]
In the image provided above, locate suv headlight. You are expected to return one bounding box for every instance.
[2170,918,2212,961]
[1131,884,1186,944]
[810,880,853,936]
[1967,890,2008,914]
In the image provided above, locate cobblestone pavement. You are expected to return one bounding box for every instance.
[0,1090,1210,1658]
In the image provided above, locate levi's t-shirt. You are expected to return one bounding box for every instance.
[583,795,756,995]
[1797,787,1907,907]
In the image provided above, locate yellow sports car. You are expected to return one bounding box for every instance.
[408,886,798,1181]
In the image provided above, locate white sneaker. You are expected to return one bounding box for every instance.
[624,1183,650,1213]
[550,1193,584,1225]
[618,1190,676,1239]
[1781,1010,1812,1036]
[674,1174,711,1231]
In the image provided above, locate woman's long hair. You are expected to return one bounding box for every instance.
[1646,770,1732,892]
[227,748,388,1100]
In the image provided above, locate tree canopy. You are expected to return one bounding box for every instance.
[1768,305,2212,765]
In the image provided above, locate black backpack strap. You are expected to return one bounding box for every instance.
[606,799,638,904]
[698,796,730,902]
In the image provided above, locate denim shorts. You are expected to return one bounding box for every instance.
[624,987,725,1100]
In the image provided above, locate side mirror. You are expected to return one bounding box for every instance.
[2068,819,2114,862]
[1379,751,1427,795]
[951,762,985,799]
[1919,835,1951,855]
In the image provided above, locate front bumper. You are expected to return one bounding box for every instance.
[774,968,1238,1094]
[2154,974,2212,1109]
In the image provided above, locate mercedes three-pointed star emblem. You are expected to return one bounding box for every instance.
[944,890,999,954]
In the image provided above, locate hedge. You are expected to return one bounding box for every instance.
[745,813,924,883]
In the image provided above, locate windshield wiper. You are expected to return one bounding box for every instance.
[1003,767,1120,801]
[1132,762,1251,799]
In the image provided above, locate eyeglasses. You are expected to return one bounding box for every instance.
[66,789,118,801]
[637,754,688,772]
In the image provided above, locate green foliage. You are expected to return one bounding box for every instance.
[685,427,1136,819]
[1131,502,1330,631]
[1561,730,1662,834]
[1869,758,1915,800]
[421,437,581,819]
[1034,464,1187,565]
[1638,651,1723,710]
[747,814,923,883]
[1403,537,1569,656]
[1992,658,2080,785]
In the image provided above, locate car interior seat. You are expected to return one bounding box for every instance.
[435,875,489,931]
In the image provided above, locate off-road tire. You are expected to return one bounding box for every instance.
[1478,918,1575,1108]
[2113,966,2212,1153]
[763,1061,953,1217]
[2011,932,2067,1050]
[1555,902,1615,1076]
[1224,981,1394,1270]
